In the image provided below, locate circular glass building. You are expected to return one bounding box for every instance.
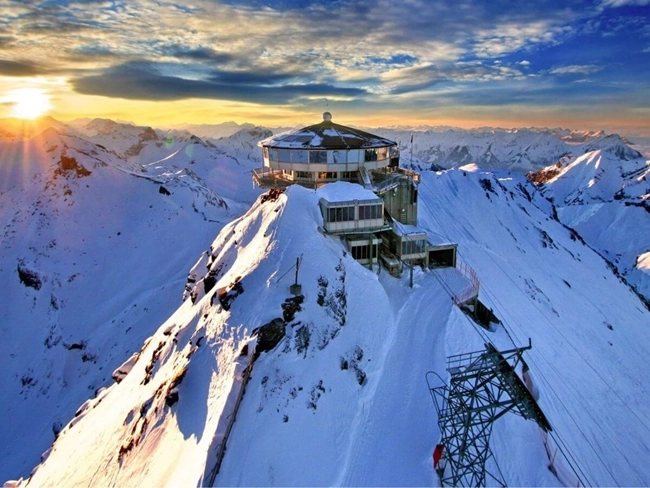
[254,112,400,188]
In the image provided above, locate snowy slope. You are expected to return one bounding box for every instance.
[14,169,650,486]
[196,120,641,175]
[415,167,650,486]
[373,127,642,174]
[70,118,265,206]
[530,149,650,303]
[169,121,257,139]
[0,128,239,481]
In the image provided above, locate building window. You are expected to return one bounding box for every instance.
[327,150,343,164]
[376,147,388,160]
[358,204,382,220]
[402,239,427,255]
[295,171,311,179]
[364,149,378,162]
[318,172,337,180]
[348,150,360,163]
[351,245,369,260]
[278,149,292,162]
[350,244,378,260]
[293,150,308,163]
[263,147,269,159]
[310,151,327,163]
[327,206,355,222]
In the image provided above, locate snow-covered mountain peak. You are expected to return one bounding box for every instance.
[581,133,644,160]
[20,183,399,486]
[4,115,650,486]
[9,166,650,486]
[529,146,650,304]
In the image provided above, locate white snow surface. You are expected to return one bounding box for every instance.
[0,122,247,482]
[374,127,642,173]
[317,181,382,202]
[535,149,650,302]
[11,169,650,487]
[3,117,650,487]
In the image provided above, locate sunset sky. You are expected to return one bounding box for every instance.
[1,0,649,133]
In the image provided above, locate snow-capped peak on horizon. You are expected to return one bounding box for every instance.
[2,111,650,486]
[9,168,650,487]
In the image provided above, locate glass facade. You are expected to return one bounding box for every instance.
[265,147,391,165]
[358,204,382,220]
[351,244,378,260]
[401,239,427,255]
[327,206,355,222]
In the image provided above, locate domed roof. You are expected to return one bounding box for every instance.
[260,112,396,150]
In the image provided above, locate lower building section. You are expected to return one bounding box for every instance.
[345,234,382,267]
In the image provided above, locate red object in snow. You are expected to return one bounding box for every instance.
[433,444,444,469]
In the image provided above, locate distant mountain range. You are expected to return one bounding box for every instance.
[1,115,649,486]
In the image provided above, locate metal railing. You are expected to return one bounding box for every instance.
[452,259,480,306]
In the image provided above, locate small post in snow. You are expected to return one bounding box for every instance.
[290,255,303,296]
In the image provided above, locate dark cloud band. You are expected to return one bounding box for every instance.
[72,61,368,104]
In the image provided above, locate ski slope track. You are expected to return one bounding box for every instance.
[6,165,650,486]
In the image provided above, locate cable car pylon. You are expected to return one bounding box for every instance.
[426,339,552,487]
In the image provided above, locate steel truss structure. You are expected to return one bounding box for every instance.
[426,340,552,487]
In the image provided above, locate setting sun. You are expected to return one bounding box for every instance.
[7,88,52,119]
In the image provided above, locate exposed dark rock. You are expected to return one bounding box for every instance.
[141,341,165,385]
[479,178,495,194]
[295,324,310,358]
[217,277,244,311]
[57,155,91,177]
[203,269,219,295]
[254,318,286,354]
[17,261,42,290]
[159,186,171,196]
[165,390,179,407]
[52,421,62,439]
[260,188,285,204]
[282,295,304,322]
[316,276,327,306]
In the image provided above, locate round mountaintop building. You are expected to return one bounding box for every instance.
[254,112,400,188]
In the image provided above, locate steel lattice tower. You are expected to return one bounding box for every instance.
[427,341,552,487]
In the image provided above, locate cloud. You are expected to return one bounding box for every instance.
[165,46,235,64]
[2,0,648,123]
[0,59,48,76]
[600,0,650,7]
[549,64,603,75]
[381,61,527,95]
[71,61,368,104]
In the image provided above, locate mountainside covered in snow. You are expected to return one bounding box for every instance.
[2,116,650,486]
[0,121,253,481]
[8,167,650,487]
[373,127,643,174]
[528,149,650,304]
